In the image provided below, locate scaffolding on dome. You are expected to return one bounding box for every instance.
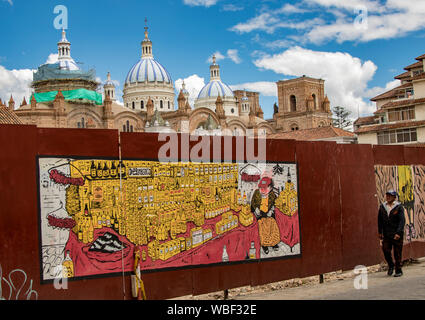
[31,88,103,106]
[33,63,97,82]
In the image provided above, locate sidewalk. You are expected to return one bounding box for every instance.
[172,258,425,300]
[234,258,425,300]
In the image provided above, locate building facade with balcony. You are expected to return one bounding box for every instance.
[354,54,425,146]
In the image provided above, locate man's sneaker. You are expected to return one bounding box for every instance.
[387,266,394,276]
[394,270,403,277]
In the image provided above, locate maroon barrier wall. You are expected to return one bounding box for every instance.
[1,124,425,300]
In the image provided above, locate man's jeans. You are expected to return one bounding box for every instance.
[382,236,403,271]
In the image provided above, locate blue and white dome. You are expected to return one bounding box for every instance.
[197,80,234,99]
[125,58,172,85]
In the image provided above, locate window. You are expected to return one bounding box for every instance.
[377,128,417,145]
[290,95,296,112]
[141,101,144,109]
[77,117,85,129]
[388,107,415,122]
[160,100,163,109]
[132,102,135,110]
[168,101,170,109]
[231,108,234,114]
[312,93,317,110]
[123,120,133,132]
[290,123,299,131]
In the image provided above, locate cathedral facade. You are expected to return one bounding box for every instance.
[9,27,333,136]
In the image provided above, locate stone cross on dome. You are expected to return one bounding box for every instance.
[141,17,153,58]
[144,17,149,39]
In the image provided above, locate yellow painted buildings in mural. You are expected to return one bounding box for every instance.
[239,204,254,227]
[275,180,298,216]
[67,160,242,262]
[216,212,239,235]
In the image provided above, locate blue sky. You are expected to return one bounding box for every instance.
[1,0,425,120]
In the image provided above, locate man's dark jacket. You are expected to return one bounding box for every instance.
[378,201,405,239]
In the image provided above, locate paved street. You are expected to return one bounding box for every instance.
[233,258,425,300]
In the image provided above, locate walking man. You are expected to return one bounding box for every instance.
[378,190,405,277]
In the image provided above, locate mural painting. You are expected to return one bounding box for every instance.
[38,157,301,282]
[374,165,425,243]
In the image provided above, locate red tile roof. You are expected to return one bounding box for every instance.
[355,120,425,134]
[371,82,410,101]
[0,106,23,125]
[354,116,377,126]
[380,97,425,109]
[404,61,423,71]
[268,126,355,141]
[415,54,425,61]
[394,71,411,80]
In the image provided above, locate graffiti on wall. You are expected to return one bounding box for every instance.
[38,157,301,281]
[0,264,38,300]
[375,165,425,242]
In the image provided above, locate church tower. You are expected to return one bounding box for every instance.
[239,90,250,116]
[275,76,332,132]
[103,72,116,101]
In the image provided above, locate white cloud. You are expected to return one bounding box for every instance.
[175,74,206,107]
[230,1,425,45]
[45,53,59,65]
[226,49,242,64]
[207,51,226,63]
[2,0,13,5]
[0,65,34,109]
[229,2,322,35]
[183,0,219,7]
[254,47,380,117]
[230,81,278,97]
[230,12,281,34]
[278,3,308,14]
[263,39,295,49]
[365,79,400,99]
[222,4,243,11]
[207,50,241,64]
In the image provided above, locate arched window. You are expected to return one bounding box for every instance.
[132,102,135,110]
[141,101,144,109]
[290,123,299,131]
[168,101,170,109]
[160,100,163,109]
[312,94,317,110]
[77,117,85,129]
[290,95,297,112]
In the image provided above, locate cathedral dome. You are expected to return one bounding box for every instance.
[197,80,234,99]
[125,58,172,85]
[122,23,175,113]
[194,54,237,116]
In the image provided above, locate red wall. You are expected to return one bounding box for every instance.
[1,124,425,300]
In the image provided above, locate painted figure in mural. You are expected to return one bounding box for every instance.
[378,190,406,277]
[251,175,280,254]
